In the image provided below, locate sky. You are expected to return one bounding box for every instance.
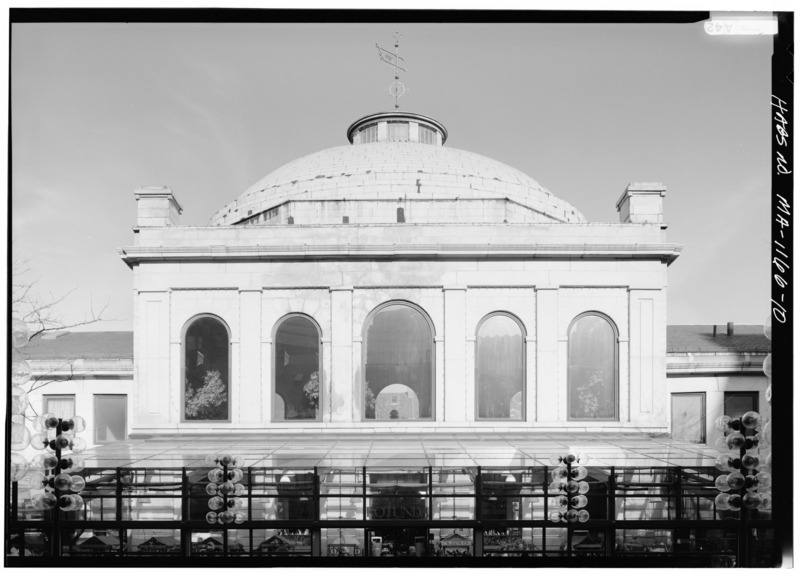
[11,17,775,331]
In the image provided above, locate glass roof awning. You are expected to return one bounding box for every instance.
[76,433,719,469]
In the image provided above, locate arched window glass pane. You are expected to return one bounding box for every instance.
[274,316,321,421]
[364,304,433,420]
[568,314,617,420]
[184,317,229,421]
[477,315,524,420]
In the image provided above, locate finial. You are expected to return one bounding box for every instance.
[376,33,406,110]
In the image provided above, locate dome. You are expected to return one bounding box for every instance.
[210,112,586,226]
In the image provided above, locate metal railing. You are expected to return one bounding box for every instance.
[6,464,775,565]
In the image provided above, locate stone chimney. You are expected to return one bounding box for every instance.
[134,187,182,227]
[616,182,666,224]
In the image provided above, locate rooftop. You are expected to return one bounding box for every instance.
[666,325,770,354]
[19,331,133,361]
[19,327,769,362]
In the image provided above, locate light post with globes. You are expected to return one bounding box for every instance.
[27,414,89,556]
[9,317,89,556]
[548,452,591,557]
[713,410,772,565]
[204,453,247,554]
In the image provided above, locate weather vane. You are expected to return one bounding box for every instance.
[376,32,406,110]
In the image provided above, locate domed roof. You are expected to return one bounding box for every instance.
[210,112,586,226]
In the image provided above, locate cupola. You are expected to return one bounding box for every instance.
[346,111,448,146]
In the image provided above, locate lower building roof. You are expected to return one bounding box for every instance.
[20,331,133,360]
[666,325,770,354]
[19,326,769,363]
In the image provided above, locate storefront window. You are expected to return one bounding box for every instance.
[323,529,364,557]
[184,316,229,421]
[274,315,321,421]
[476,314,525,420]
[363,303,434,420]
[568,313,618,420]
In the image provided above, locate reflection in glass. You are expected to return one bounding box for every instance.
[364,304,433,420]
[274,316,321,421]
[568,314,617,420]
[184,317,229,421]
[477,315,524,420]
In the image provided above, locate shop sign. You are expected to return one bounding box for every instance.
[484,528,522,547]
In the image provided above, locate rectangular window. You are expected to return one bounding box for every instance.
[387,121,409,141]
[419,125,436,145]
[361,124,378,143]
[723,391,759,436]
[95,394,127,443]
[671,392,706,443]
[723,391,758,419]
[43,394,75,421]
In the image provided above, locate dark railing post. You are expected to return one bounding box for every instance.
[247,467,253,522]
[49,420,62,558]
[312,467,321,557]
[362,466,367,521]
[427,466,433,520]
[608,467,616,558]
[738,444,749,567]
[474,467,482,557]
[475,466,482,521]
[675,467,683,523]
[565,461,573,558]
[543,465,549,557]
[181,468,191,557]
[222,463,229,556]
[116,467,125,557]
[11,480,18,522]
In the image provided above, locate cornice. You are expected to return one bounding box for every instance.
[119,242,683,268]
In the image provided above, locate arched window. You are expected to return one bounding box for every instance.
[274,315,321,421]
[363,302,434,420]
[568,312,618,420]
[476,313,525,420]
[183,315,230,421]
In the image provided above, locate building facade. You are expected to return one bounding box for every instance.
[119,111,681,437]
[10,111,776,565]
[17,331,133,452]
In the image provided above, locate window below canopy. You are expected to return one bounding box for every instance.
[476,314,525,420]
[363,303,434,421]
[184,316,230,421]
[274,315,321,421]
[568,313,618,421]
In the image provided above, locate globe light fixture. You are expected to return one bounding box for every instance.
[548,452,590,525]
[28,413,89,514]
[714,412,772,515]
[205,453,247,526]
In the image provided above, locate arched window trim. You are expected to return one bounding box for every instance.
[271,313,324,423]
[361,300,436,422]
[567,311,619,422]
[475,311,527,422]
[181,313,232,423]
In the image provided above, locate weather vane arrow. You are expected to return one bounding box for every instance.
[376,33,407,110]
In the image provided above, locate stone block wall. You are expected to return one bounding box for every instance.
[129,254,670,435]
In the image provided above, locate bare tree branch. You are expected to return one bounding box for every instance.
[13,255,111,341]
